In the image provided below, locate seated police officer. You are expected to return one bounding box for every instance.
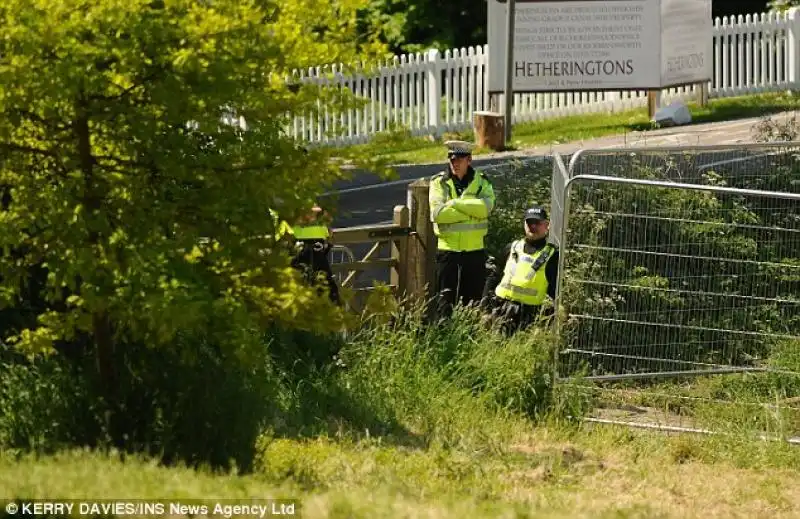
[481,205,559,335]
[272,205,340,305]
[292,205,340,305]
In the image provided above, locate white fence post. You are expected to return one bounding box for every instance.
[426,48,441,136]
[787,7,800,90]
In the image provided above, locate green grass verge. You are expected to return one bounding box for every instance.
[340,92,800,165]
[3,306,800,518]
[3,423,800,518]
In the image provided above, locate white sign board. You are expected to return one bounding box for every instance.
[487,0,712,93]
[660,0,713,87]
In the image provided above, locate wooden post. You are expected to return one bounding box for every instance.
[696,81,709,107]
[407,179,436,316]
[647,90,661,119]
[473,111,506,151]
[390,205,410,299]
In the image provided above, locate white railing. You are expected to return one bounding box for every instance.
[292,8,800,147]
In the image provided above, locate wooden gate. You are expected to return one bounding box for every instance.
[329,205,409,311]
[328,179,435,313]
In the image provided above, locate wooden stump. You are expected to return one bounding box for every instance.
[647,90,660,119]
[696,81,709,107]
[473,111,505,151]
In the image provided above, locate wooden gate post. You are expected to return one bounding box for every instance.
[390,205,410,298]
[407,179,436,314]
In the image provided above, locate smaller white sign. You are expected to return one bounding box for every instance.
[660,0,713,87]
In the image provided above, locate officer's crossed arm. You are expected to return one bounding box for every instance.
[447,174,496,220]
[429,180,470,224]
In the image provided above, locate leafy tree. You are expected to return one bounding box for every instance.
[769,0,800,11]
[0,0,388,429]
[358,0,487,54]
[356,0,769,57]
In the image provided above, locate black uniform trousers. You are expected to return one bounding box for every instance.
[434,249,487,319]
[481,297,554,336]
[291,239,340,305]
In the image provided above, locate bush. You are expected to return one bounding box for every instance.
[0,328,282,472]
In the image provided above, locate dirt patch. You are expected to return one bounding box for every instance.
[590,404,702,431]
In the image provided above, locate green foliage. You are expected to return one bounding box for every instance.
[0,303,564,469]
[0,0,398,462]
[354,0,764,56]
[356,0,487,55]
[332,305,559,450]
[0,329,281,471]
[0,0,393,360]
[769,0,800,11]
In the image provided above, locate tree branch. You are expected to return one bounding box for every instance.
[88,70,161,104]
[0,143,59,157]
[209,161,276,173]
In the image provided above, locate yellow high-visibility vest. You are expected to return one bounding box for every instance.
[495,240,555,306]
[428,170,495,252]
[269,209,329,241]
[292,224,329,240]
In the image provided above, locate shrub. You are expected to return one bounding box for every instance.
[0,327,282,472]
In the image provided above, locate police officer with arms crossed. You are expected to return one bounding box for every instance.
[481,205,559,335]
[429,140,496,319]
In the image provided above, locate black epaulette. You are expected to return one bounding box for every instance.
[531,244,555,272]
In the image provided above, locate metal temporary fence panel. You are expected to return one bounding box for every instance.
[566,142,800,195]
[554,172,800,382]
[549,153,569,250]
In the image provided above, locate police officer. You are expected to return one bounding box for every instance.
[272,205,340,305]
[429,140,496,319]
[481,205,559,335]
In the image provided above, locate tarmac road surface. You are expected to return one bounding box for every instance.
[323,110,800,290]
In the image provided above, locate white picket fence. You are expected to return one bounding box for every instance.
[292,8,800,146]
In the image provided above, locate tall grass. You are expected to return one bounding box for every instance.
[327,304,558,449]
[0,301,568,471]
[5,301,800,519]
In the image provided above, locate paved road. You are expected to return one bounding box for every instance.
[324,110,800,289]
[327,110,799,229]
[325,156,541,228]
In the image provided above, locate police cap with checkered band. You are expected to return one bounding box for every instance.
[445,140,474,158]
